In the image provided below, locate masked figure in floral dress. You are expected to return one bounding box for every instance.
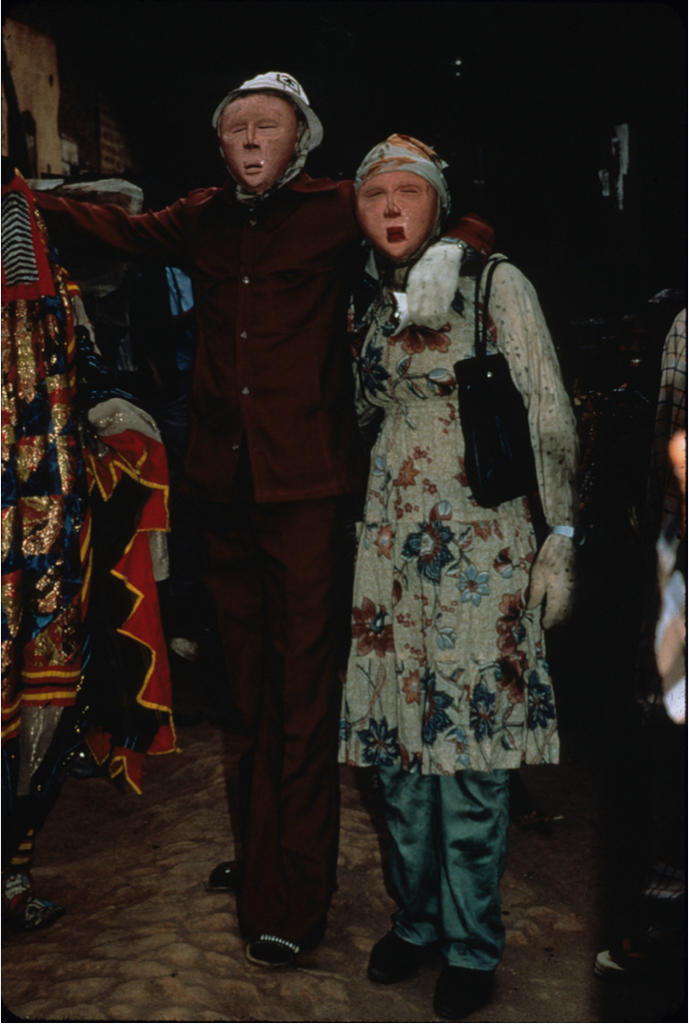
[338,135,578,1020]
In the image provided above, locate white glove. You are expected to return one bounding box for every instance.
[526,532,575,629]
[405,239,464,329]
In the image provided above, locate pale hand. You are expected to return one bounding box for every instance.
[526,532,575,629]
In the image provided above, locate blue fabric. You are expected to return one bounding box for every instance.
[377,766,510,970]
[164,266,195,373]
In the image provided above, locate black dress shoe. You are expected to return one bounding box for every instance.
[433,964,494,1020]
[65,744,103,779]
[367,930,426,984]
[206,860,242,893]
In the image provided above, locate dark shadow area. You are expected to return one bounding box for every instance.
[2,2,686,1018]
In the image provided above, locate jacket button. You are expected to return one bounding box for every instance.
[241,275,250,285]
[249,218,257,227]
[239,330,248,340]
[231,443,240,451]
[241,386,250,395]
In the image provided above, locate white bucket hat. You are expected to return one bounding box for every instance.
[211,71,324,151]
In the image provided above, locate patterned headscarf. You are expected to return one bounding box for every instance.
[214,71,323,205]
[354,133,450,217]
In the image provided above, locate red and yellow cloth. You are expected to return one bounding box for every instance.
[2,170,176,794]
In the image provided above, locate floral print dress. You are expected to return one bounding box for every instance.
[339,257,578,775]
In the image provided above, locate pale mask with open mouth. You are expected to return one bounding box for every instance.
[355,170,438,264]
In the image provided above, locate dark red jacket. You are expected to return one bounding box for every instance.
[36,174,368,502]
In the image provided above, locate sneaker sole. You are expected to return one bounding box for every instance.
[245,940,298,968]
[594,949,642,979]
[245,949,295,968]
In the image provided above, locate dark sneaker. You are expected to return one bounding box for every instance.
[206,860,242,893]
[2,870,65,932]
[594,937,648,979]
[433,964,495,1020]
[245,934,300,967]
[65,744,103,779]
[368,930,426,984]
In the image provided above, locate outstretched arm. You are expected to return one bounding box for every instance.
[34,189,191,268]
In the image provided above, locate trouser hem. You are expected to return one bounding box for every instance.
[443,950,501,971]
[393,920,437,948]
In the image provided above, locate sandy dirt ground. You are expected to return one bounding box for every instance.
[0,716,683,1024]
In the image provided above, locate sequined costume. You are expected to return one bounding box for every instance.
[2,172,90,758]
[2,172,175,925]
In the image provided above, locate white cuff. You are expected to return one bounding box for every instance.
[663,678,686,725]
[440,236,468,250]
[551,525,575,538]
[392,290,412,332]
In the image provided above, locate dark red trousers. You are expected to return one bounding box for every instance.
[201,473,344,947]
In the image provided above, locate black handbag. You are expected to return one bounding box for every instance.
[453,257,537,508]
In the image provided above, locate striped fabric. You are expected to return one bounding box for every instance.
[1,174,55,300]
[1,190,39,286]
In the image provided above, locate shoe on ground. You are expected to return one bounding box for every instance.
[594,938,647,979]
[65,744,103,779]
[2,870,65,932]
[433,963,494,1020]
[368,930,426,984]
[206,860,242,893]
[17,895,65,931]
[245,933,300,967]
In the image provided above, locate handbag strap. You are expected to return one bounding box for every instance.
[474,256,510,359]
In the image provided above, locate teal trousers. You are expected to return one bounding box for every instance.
[377,766,510,970]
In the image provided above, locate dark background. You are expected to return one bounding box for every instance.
[3,5,687,989]
[4,0,687,321]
